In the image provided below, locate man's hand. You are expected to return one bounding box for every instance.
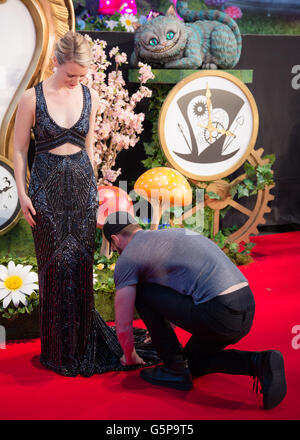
[115,285,137,358]
[120,348,146,366]
[143,330,151,344]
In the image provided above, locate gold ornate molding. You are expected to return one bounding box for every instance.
[0,0,74,163]
[0,0,74,234]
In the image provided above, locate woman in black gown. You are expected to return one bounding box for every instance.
[13,31,159,377]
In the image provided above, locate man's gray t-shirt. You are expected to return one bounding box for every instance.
[114,228,248,305]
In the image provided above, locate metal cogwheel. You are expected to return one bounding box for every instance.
[197,148,275,244]
[203,121,225,144]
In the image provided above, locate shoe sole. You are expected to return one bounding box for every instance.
[140,370,193,391]
[263,350,287,410]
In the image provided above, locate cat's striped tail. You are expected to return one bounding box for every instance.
[176,1,242,63]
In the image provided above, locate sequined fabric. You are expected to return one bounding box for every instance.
[27,84,160,377]
[28,150,160,376]
[32,82,90,153]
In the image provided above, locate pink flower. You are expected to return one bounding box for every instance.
[93,71,106,83]
[225,6,242,19]
[101,167,122,184]
[108,70,126,87]
[130,91,143,105]
[138,62,155,84]
[115,53,128,65]
[109,46,119,58]
[85,38,150,192]
[98,122,112,140]
[139,86,152,98]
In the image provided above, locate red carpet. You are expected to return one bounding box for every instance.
[0,232,299,420]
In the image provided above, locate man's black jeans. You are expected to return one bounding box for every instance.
[135,283,256,377]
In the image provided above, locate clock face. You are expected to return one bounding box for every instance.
[159,71,259,181]
[0,158,20,232]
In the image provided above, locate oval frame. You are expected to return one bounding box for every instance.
[0,155,23,235]
[0,0,74,235]
[158,70,259,181]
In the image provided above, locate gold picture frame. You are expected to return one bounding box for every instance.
[0,0,74,235]
[0,0,75,162]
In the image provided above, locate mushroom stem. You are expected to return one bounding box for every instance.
[100,234,112,258]
[150,199,170,230]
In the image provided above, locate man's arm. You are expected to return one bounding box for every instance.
[114,285,145,366]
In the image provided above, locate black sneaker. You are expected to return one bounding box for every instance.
[251,350,287,410]
[140,365,193,391]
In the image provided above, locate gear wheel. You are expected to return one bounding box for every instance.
[199,148,275,243]
[227,148,275,243]
[155,149,274,246]
[204,121,225,144]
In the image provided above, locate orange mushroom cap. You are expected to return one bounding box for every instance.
[134,167,192,207]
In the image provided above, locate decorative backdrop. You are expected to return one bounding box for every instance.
[59,31,300,228]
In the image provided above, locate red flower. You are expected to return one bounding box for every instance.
[225,6,243,20]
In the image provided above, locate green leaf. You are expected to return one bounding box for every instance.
[228,242,239,253]
[206,191,221,200]
[151,160,163,168]
[141,158,153,169]
[257,163,272,176]
[257,173,267,188]
[220,206,231,219]
[241,242,256,255]
[243,178,255,190]
[229,185,237,198]
[262,154,276,165]
[244,162,256,178]
[222,225,238,236]
[2,313,10,319]
[214,231,227,248]
[144,143,155,156]
[237,185,249,198]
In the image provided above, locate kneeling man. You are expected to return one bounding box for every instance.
[103,211,286,410]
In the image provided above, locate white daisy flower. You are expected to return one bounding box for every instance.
[120,14,138,32]
[0,261,39,309]
[105,20,118,31]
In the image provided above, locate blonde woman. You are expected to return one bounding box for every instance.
[14,31,158,376]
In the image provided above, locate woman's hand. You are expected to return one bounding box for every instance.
[120,349,146,366]
[20,194,36,227]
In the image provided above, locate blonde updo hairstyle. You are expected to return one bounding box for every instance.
[54,31,92,67]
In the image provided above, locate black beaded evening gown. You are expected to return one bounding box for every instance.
[28,81,160,377]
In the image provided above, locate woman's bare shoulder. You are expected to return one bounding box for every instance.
[87,86,99,110]
[88,86,98,100]
[19,86,36,108]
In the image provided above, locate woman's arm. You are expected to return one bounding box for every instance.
[13,88,36,227]
[85,87,99,173]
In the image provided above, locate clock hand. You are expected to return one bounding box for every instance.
[205,83,215,144]
[198,84,216,143]
[216,127,236,138]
